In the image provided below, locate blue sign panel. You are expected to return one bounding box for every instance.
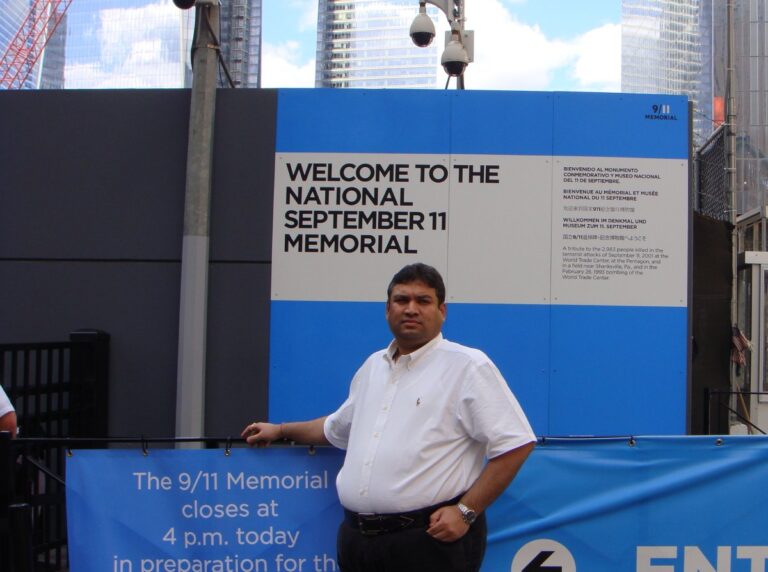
[66,448,344,572]
[67,437,768,571]
[489,436,768,571]
[269,89,689,436]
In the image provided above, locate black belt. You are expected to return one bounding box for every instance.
[344,495,462,536]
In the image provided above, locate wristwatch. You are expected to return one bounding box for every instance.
[457,502,477,525]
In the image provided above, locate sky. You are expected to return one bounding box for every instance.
[261,0,622,91]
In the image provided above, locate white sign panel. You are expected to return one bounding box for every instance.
[551,157,688,307]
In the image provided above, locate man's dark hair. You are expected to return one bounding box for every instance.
[387,263,446,305]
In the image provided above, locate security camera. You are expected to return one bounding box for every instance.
[441,37,469,77]
[173,0,195,8]
[410,12,435,48]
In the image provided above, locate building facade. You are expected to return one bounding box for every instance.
[38,9,67,89]
[218,0,262,87]
[0,0,27,52]
[728,0,768,215]
[621,0,714,145]
[316,0,439,88]
[0,0,261,89]
[0,0,60,88]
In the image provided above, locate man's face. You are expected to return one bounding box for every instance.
[386,280,446,354]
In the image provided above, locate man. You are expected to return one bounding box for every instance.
[242,263,535,571]
[0,385,16,438]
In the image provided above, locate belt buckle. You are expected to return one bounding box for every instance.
[358,513,385,536]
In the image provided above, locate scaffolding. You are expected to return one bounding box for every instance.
[0,0,71,90]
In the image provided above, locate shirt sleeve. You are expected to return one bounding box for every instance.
[323,365,364,450]
[457,359,536,459]
[0,386,14,418]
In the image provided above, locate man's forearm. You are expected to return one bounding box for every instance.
[242,417,330,447]
[0,412,17,438]
[460,441,535,514]
[426,440,535,542]
[281,417,330,445]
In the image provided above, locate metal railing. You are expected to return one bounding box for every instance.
[2,433,68,572]
[1,435,260,572]
[1,330,110,571]
[704,389,768,435]
[694,124,730,222]
[0,330,110,440]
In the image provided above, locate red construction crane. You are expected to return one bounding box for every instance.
[0,0,72,90]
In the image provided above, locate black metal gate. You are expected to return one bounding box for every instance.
[0,330,110,572]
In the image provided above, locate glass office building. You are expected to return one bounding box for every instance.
[0,0,28,50]
[0,0,47,88]
[218,0,262,87]
[622,0,713,144]
[693,0,768,215]
[728,0,768,214]
[316,0,439,88]
[59,0,194,88]
[38,9,67,89]
[0,0,261,89]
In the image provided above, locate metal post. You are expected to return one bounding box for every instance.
[726,0,739,401]
[457,0,465,90]
[0,432,16,571]
[9,504,33,572]
[726,0,736,225]
[176,1,220,441]
[0,432,14,508]
[703,387,711,434]
[69,329,110,437]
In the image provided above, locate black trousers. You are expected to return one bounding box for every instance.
[336,513,487,572]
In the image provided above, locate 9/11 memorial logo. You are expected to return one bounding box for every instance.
[645,103,678,121]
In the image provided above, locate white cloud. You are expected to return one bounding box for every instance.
[297,0,318,31]
[569,23,621,92]
[65,60,182,89]
[280,0,318,32]
[261,41,316,88]
[466,0,620,92]
[467,0,572,90]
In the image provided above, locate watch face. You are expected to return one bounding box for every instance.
[458,503,477,524]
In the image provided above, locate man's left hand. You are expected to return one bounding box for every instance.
[426,505,470,542]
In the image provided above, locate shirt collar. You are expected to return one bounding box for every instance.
[384,333,443,368]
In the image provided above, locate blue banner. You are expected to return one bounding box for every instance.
[66,447,344,572]
[67,437,766,571]
[489,436,768,571]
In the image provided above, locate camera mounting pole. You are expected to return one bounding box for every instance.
[411,0,473,89]
[174,0,221,443]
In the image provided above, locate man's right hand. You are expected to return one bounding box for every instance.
[241,421,283,447]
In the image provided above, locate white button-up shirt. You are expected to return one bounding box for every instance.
[324,334,535,514]
[0,386,14,418]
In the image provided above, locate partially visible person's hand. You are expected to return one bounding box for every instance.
[241,422,282,447]
[426,505,470,542]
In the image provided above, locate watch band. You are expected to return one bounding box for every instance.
[457,502,477,525]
